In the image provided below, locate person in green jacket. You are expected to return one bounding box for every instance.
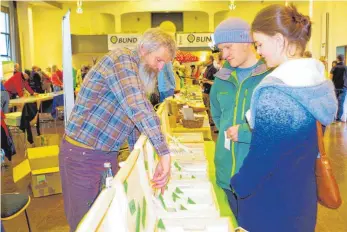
[210,17,272,218]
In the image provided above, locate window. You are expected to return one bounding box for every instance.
[1,6,11,61]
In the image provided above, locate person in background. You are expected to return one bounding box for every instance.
[158,62,176,102]
[202,55,217,126]
[75,66,83,88]
[81,65,90,81]
[59,28,175,231]
[303,50,312,58]
[190,65,196,78]
[332,60,337,69]
[209,17,271,216]
[1,82,10,113]
[56,66,63,82]
[4,72,36,98]
[13,63,20,74]
[51,65,63,92]
[42,67,52,93]
[72,67,77,90]
[29,66,44,93]
[213,52,224,70]
[330,54,347,121]
[230,4,337,231]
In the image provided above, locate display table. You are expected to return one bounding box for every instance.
[9,91,64,108]
[171,116,213,140]
[75,90,238,231]
[204,141,236,222]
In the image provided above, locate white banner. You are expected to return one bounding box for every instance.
[176,33,213,48]
[108,34,141,50]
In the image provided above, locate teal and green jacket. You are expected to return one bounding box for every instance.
[210,60,271,190]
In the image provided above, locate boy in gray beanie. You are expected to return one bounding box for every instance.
[210,17,271,218]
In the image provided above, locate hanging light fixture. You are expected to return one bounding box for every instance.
[77,0,83,14]
[229,0,236,10]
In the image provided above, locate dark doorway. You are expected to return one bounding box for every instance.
[151,13,183,32]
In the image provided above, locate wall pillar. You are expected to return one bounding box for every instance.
[114,13,122,33]
[16,2,35,69]
[208,13,215,32]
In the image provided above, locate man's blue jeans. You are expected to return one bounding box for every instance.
[159,89,174,102]
[223,188,238,219]
[336,88,346,120]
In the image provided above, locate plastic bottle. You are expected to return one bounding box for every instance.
[0,149,5,165]
[104,162,113,189]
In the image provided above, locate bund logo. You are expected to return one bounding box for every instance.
[110,36,118,44]
[187,34,195,43]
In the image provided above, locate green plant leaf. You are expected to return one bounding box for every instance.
[175,187,184,194]
[159,194,167,210]
[142,197,147,228]
[136,203,141,232]
[157,219,166,230]
[187,197,196,204]
[174,161,182,171]
[172,192,181,202]
[129,199,136,215]
[124,180,128,194]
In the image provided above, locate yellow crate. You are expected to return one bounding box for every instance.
[33,134,61,147]
[4,112,22,127]
[27,145,59,171]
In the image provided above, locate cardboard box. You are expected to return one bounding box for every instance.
[31,167,62,197]
[27,145,59,171]
[13,160,62,198]
[33,134,61,147]
[4,112,22,127]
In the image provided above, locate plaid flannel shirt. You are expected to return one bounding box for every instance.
[65,48,170,156]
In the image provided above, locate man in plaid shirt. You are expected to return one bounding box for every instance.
[59,28,176,231]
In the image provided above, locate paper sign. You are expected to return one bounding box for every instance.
[224,131,231,150]
[182,108,194,120]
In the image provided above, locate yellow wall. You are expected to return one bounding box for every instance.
[32,6,64,69]
[20,1,347,71]
[70,12,115,35]
[183,11,209,32]
[121,12,151,33]
[327,2,347,70]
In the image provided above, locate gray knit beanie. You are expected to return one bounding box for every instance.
[213,17,253,45]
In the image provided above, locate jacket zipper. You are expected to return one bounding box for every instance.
[241,89,248,118]
[231,70,269,177]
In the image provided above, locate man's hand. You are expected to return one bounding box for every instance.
[226,125,240,142]
[33,93,39,96]
[152,154,171,194]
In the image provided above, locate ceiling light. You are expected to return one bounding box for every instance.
[77,0,83,14]
[229,0,236,10]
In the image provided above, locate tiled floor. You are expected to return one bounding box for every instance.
[1,121,347,232]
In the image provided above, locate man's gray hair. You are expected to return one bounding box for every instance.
[137,28,176,60]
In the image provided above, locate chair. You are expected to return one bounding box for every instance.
[1,193,32,232]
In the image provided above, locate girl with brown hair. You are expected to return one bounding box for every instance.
[229,4,337,231]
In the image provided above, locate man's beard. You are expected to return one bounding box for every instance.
[139,62,158,96]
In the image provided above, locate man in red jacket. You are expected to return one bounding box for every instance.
[4,72,36,98]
